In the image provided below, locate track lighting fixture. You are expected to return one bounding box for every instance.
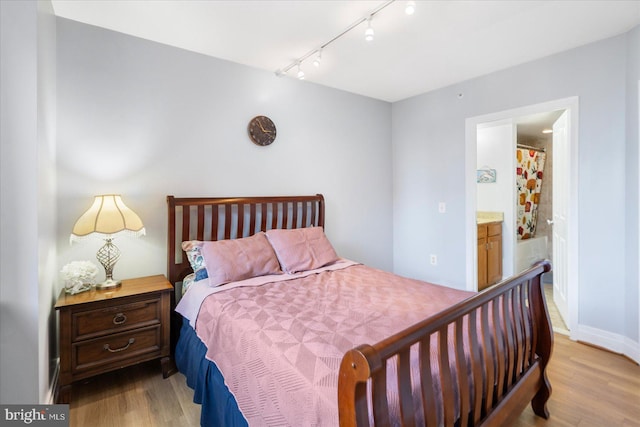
[275,0,415,79]
[313,49,322,68]
[405,1,416,15]
[364,17,374,42]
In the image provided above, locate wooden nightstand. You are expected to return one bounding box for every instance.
[54,275,173,404]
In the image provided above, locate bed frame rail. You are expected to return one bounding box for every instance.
[338,260,553,427]
[166,195,325,286]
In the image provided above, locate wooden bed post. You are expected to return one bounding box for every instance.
[316,193,325,229]
[166,195,176,285]
[338,344,381,427]
[530,262,553,419]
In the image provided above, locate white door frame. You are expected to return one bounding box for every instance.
[465,96,579,338]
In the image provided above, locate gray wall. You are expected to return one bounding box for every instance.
[393,33,634,344]
[55,19,394,282]
[625,25,640,343]
[0,0,57,404]
[37,0,59,400]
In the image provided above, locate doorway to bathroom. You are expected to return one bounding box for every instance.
[465,97,579,338]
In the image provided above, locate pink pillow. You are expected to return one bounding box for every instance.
[200,232,281,287]
[266,227,339,273]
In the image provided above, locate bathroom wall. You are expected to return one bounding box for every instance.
[477,123,514,279]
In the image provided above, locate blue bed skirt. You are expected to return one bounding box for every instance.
[175,316,248,427]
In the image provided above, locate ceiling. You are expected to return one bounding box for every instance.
[51,0,639,103]
[516,110,564,139]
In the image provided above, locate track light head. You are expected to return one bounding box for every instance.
[313,49,322,68]
[405,1,416,15]
[365,17,374,42]
[296,62,305,80]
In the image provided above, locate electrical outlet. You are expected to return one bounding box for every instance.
[430,254,437,265]
[438,202,446,213]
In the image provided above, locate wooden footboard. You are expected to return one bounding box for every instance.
[338,260,553,427]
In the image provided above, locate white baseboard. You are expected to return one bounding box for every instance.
[575,324,640,364]
[623,336,640,364]
[45,358,60,404]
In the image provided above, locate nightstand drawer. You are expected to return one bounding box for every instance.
[72,297,161,341]
[73,325,161,373]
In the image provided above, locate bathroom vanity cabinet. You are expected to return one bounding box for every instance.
[478,221,503,290]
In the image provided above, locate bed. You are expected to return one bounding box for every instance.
[167,194,553,426]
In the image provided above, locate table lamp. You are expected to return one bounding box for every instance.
[70,194,145,289]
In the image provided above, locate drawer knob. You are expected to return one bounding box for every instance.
[104,338,135,353]
[113,313,127,325]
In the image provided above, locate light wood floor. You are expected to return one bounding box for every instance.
[68,333,640,427]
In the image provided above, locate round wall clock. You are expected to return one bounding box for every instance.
[248,115,277,146]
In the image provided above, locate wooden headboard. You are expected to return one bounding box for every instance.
[166,194,325,286]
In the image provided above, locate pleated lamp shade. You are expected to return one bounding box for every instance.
[70,195,145,289]
[71,194,145,242]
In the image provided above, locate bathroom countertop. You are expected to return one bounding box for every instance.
[477,211,504,224]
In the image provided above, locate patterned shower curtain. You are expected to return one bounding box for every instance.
[516,148,546,240]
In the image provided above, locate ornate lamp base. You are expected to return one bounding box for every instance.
[96,238,122,290]
[96,278,122,289]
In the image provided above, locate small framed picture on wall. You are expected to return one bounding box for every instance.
[477,168,497,183]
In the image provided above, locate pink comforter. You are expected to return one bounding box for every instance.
[194,264,473,426]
